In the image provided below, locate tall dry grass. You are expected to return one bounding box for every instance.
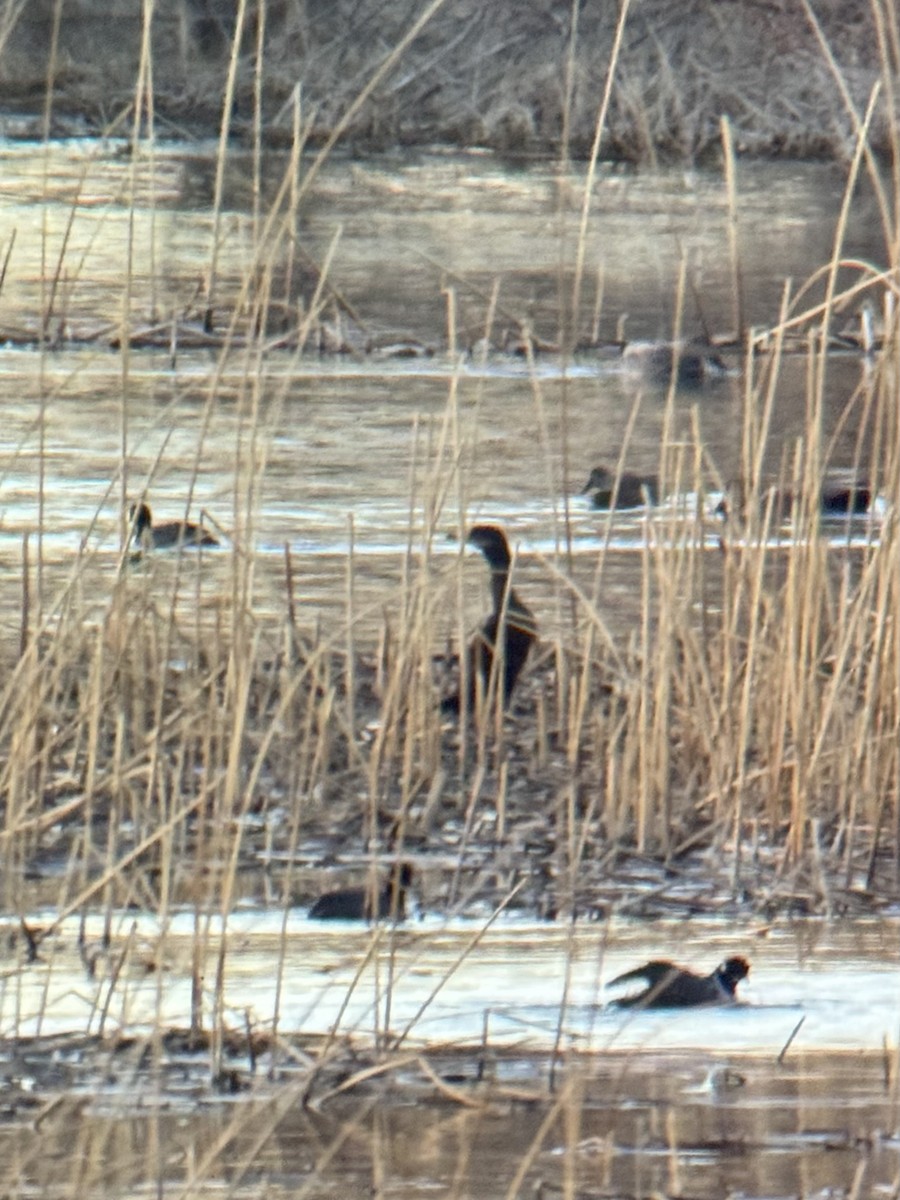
[0,10,899,1181]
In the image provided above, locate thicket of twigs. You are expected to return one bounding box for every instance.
[0,0,894,163]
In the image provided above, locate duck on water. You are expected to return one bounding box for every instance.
[620,339,728,389]
[608,956,750,1008]
[307,862,414,921]
[716,478,873,523]
[441,524,537,715]
[129,502,220,550]
[580,465,660,509]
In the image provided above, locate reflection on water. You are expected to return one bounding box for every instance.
[1,1044,895,1199]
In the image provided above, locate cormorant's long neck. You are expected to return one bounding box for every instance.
[489,565,511,614]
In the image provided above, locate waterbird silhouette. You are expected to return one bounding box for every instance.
[308,862,414,921]
[608,956,749,1008]
[441,524,537,715]
[129,502,220,550]
[580,465,660,509]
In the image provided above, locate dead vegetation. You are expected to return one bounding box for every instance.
[0,15,899,1193]
[0,1,894,164]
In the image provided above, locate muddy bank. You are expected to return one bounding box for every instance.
[1,1026,897,1199]
[0,1,886,163]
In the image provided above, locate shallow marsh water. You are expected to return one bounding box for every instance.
[3,913,900,1198]
[5,912,900,1053]
[0,140,896,1195]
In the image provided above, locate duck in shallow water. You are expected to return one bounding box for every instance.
[621,339,728,388]
[716,479,873,523]
[441,524,537,715]
[580,465,660,509]
[307,862,414,921]
[608,956,749,1008]
[129,502,220,550]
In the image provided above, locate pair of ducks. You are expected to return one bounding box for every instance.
[307,862,749,1011]
[581,464,873,517]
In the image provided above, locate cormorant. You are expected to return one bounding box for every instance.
[442,524,537,715]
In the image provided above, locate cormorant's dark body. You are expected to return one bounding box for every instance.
[442,525,536,714]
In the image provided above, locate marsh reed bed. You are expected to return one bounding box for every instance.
[0,119,899,1076]
[0,23,900,1200]
[0,319,897,930]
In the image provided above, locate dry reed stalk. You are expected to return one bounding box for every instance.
[390,878,527,1054]
[872,0,900,212]
[569,0,633,340]
[548,847,582,1088]
[503,1073,581,1200]
[720,114,744,342]
[0,0,25,60]
[800,0,892,247]
[204,0,250,327]
[250,0,267,233]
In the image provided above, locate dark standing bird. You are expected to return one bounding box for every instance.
[442,524,537,715]
[580,465,660,509]
[308,862,414,921]
[129,502,220,550]
[608,956,749,1009]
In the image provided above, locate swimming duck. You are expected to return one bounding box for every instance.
[608,956,749,1008]
[580,465,659,509]
[621,339,727,388]
[129,502,219,550]
[716,480,872,523]
[308,862,414,921]
[442,524,537,714]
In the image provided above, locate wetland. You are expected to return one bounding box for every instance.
[0,78,899,1200]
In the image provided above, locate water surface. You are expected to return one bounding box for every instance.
[0,141,894,1198]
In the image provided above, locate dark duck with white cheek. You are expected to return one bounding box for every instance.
[608,956,749,1009]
